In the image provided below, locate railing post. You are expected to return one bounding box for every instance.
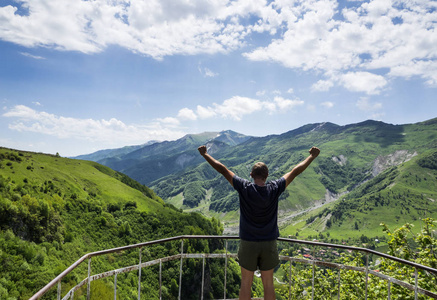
[87,257,91,300]
[201,254,205,300]
[387,280,391,300]
[57,280,61,300]
[294,260,298,298]
[365,252,369,300]
[224,240,228,300]
[311,246,315,300]
[289,259,292,300]
[138,247,142,300]
[114,273,117,300]
[159,259,162,300]
[414,267,418,300]
[178,239,184,300]
[311,259,315,300]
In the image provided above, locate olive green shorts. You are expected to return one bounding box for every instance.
[238,239,279,272]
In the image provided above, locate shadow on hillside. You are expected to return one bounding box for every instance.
[353,124,405,148]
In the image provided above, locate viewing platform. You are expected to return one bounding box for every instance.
[30,235,437,300]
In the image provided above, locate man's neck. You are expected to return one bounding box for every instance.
[253,178,266,186]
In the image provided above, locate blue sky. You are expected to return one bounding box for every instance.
[1,0,436,156]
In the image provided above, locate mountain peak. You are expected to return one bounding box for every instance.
[212,130,252,146]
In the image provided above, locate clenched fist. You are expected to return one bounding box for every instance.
[309,147,320,158]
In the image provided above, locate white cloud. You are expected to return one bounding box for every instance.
[198,64,219,77]
[20,52,45,60]
[183,95,304,122]
[204,67,219,77]
[196,105,217,119]
[3,93,305,147]
[287,88,294,94]
[243,0,437,93]
[356,97,382,111]
[0,0,260,59]
[312,80,334,92]
[3,105,185,145]
[213,96,264,121]
[273,96,304,110]
[156,117,180,126]
[389,60,437,87]
[1,0,435,92]
[177,108,198,121]
[340,72,388,94]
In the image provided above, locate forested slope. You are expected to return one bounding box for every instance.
[0,148,237,299]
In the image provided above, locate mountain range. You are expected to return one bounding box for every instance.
[75,118,437,239]
[73,130,252,185]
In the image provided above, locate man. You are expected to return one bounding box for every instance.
[198,145,320,300]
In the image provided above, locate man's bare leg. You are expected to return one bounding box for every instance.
[260,269,275,300]
[239,267,254,300]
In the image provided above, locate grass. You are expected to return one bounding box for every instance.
[0,148,163,212]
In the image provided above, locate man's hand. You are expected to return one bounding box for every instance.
[198,144,234,186]
[309,147,320,158]
[198,145,207,156]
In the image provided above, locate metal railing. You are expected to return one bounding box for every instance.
[30,235,437,300]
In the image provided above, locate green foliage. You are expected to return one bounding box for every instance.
[0,195,229,299]
[209,180,238,212]
[275,219,437,299]
[0,151,23,163]
[0,179,64,243]
[417,150,437,170]
[316,157,367,193]
[381,218,437,271]
[183,182,206,208]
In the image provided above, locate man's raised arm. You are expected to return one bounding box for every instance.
[283,147,320,188]
[198,145,235,187]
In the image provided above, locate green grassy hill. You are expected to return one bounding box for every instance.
[0,148,235,299]
[1,148,164,211]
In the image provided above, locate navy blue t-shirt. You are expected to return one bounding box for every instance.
[233,175,286,241]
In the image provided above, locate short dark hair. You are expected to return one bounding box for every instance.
[251,162,268,180]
